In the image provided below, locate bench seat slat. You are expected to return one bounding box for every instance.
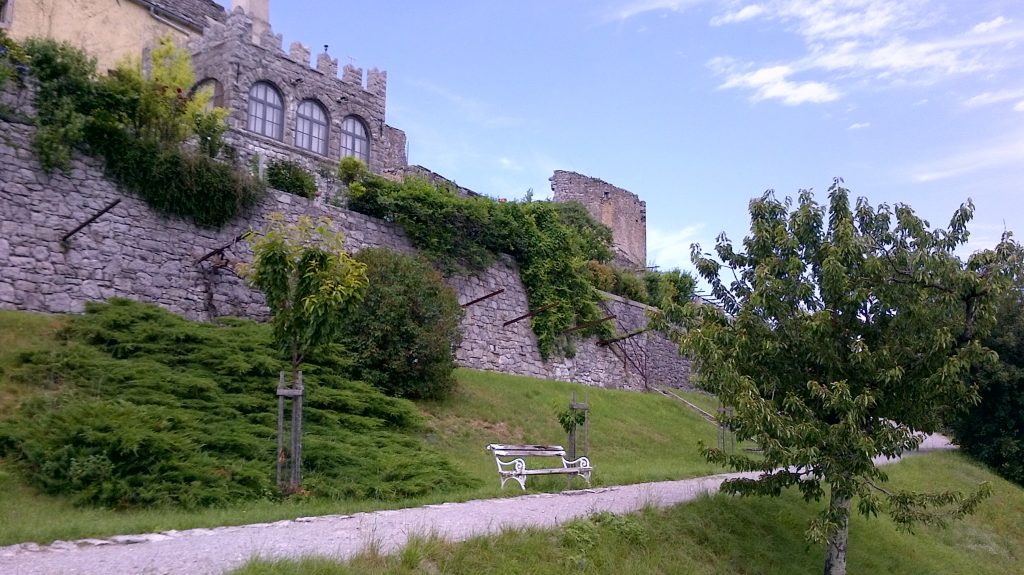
[502,467,594,476]
[492,449,566,457]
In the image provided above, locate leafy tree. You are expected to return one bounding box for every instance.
[342,248,464,399]
[241,213,368,389]
[951,249,1024,485]
[660,181,1015,575]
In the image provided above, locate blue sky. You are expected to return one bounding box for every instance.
[221,0,1023,273]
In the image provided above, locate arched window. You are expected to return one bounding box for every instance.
[247,81,283,140]
[340,116,369,162]
[295,100,328,155]
[193,78,224,111]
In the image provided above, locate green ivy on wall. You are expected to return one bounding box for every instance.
[17,36,263,228]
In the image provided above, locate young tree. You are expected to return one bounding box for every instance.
[661,181,1015,575]
[240,213,367,490]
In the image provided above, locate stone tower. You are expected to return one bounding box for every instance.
[550,170,647,270]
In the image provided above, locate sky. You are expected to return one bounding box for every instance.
[218,0,1023,275]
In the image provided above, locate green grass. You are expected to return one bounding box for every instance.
[232,451,1024,574]
[0,309,721,545]
[0,310,67,419]
[420,369,721,489]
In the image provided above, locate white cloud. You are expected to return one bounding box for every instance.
[1015,101,1024,112]
[709,2,1024,104]
[848,122,870,129]
[912,131,1024,182]
[647,225,707,271]
[711,4,766,26]
[497,157,523,171]
[964,88,1024,108]
[972,16,1011,35]
[608,0,704,21]
[719,65,841,105]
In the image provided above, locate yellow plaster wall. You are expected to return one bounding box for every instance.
[7,0,190,72]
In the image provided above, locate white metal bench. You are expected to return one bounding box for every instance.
[486,444,593,490]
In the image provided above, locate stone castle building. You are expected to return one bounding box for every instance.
[189,1,408,185]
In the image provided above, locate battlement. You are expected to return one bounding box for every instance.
[188,1,403,177]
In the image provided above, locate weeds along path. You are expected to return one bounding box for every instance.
[0,437,955,575]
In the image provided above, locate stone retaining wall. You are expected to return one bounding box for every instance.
[0,103,691,390]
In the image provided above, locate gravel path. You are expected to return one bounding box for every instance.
[0,436,955,575]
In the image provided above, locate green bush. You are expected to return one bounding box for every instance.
[346,173,615,358]
[0,300,475,508]
[266,159,318,199]
[338,156,368,185]
[18,37,260,227]
[342,249,464,399]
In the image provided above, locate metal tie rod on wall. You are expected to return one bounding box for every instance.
[60,199,121,244]
[502,302,558,327]
[460,288,505,308]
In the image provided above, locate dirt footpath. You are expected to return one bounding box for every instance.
[0,436,954,575]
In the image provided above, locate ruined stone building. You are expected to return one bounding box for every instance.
[551,171,647,270]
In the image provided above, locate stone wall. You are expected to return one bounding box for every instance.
[550,170,647,270]
[0,97,691,390]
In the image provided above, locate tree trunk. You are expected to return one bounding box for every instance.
[823,493,852,575]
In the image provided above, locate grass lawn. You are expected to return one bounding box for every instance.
[0,310,721,545]
[232,450,1024,574]
[0,310,68,419]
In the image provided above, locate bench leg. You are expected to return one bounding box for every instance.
[500,475,527,490]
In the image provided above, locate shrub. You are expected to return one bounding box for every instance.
[0,300,475,508]
[266,159,318,199]
[88,128,266,228]
[338,156,368,185]
[18,37,258,227]
[341,249,464,399]
[345,173,614,358]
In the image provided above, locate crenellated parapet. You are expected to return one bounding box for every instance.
[188,3,406,182]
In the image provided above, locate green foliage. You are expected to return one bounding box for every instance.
[20,38,96,171]
[342,248,463,399]
[644,268,696,308]
[266,160,318,199]
[659,181,1016,573]
[0,300,474,508]
[18,36,257,227]
[241,214,368,381]
[952,252,1024,486]
[550,202,613,263]
[346,173,616,358]
[584,262,697,309]
[555,405,587,435]
[88,128,265,228]
[338,156,368,185]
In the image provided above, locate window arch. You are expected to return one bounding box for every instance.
[193,78,224,111]
[295,99,329,155]
[340,116,369,162]
[247,81,284,140]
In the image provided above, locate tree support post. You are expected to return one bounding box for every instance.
[276,371,304,493]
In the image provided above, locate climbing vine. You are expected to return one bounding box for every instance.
[16,35,262,227]
[347,169,618,358]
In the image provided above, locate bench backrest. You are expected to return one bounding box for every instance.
[487,444,566,457]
